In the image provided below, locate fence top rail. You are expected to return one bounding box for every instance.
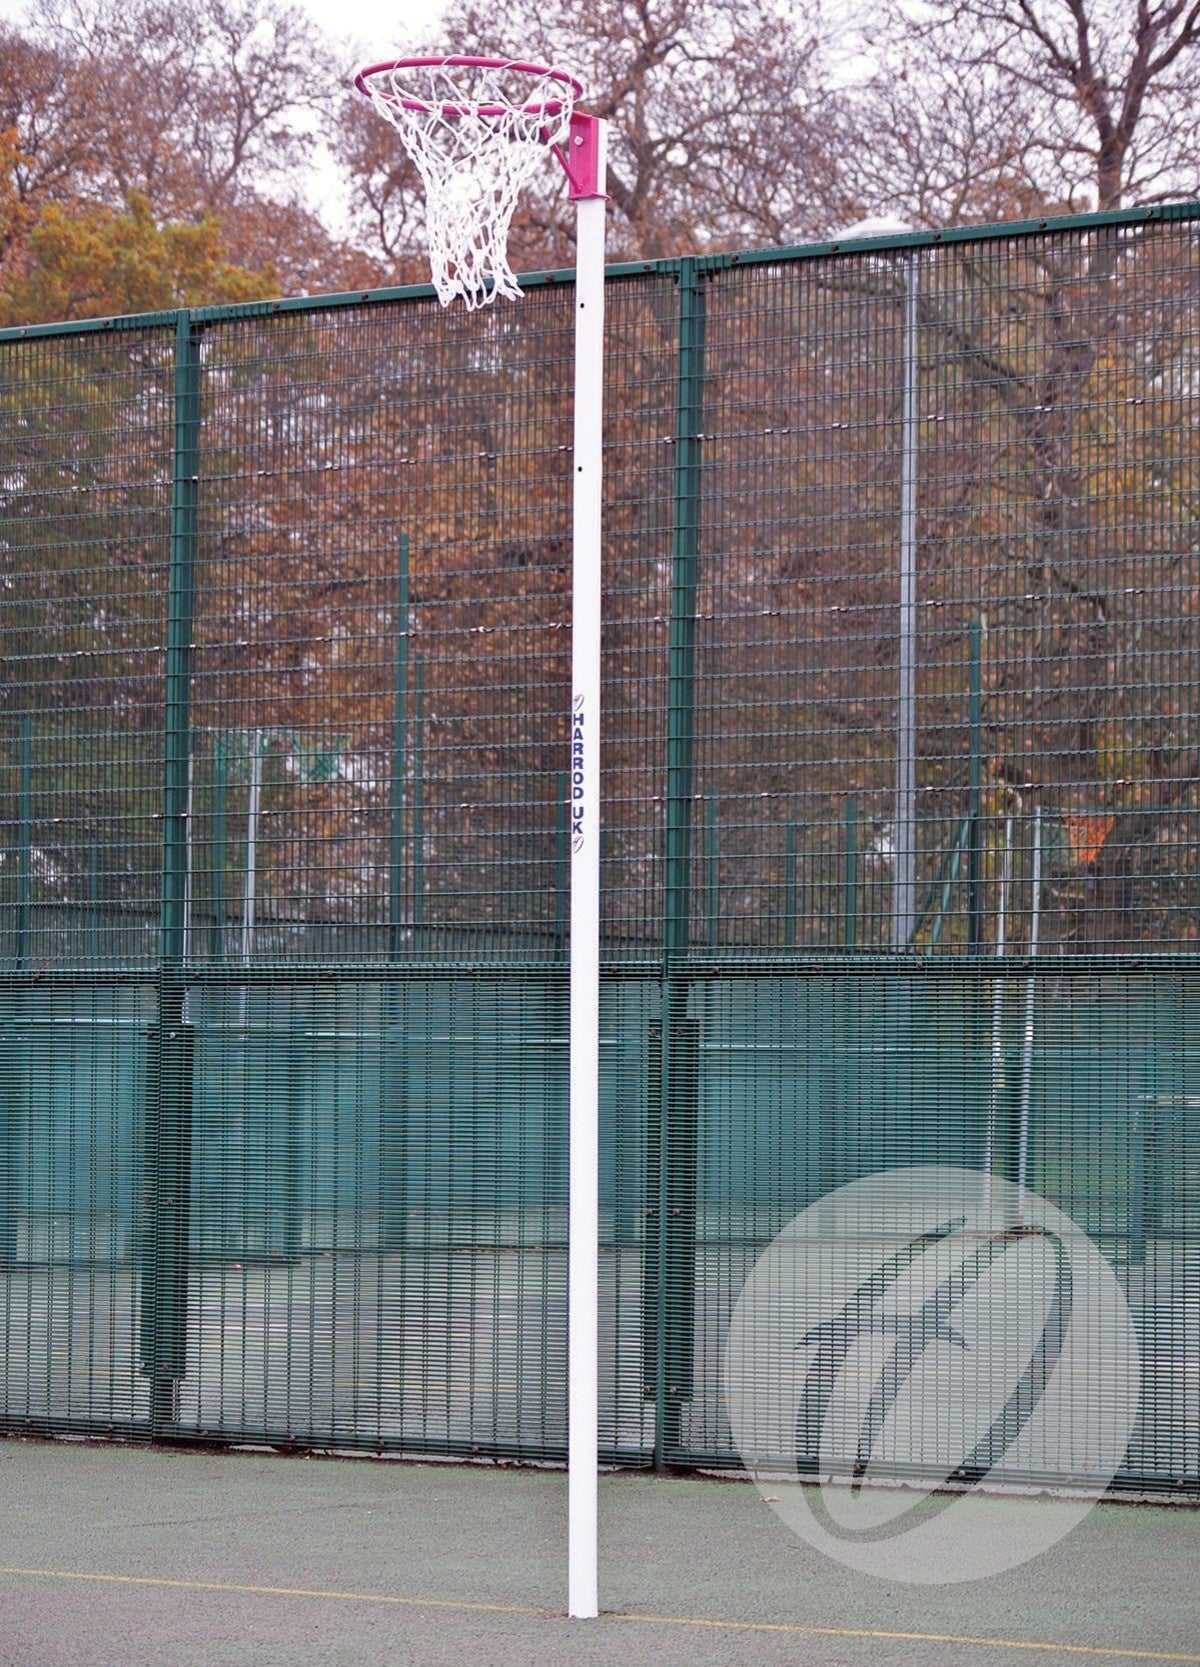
[2,197,1199,344]
[1,952,1197,993]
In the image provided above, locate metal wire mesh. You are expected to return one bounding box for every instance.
[1,209,1198,1491]
[0,325,172,971]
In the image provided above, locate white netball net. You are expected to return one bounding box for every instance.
[357,59,578,309]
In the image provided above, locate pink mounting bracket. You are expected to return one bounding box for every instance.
[553,112,607,201]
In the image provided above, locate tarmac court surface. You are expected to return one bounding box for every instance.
[0,1438,1197,1666]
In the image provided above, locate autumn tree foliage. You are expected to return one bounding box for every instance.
[0,191,277,323]
[0,127,32,291]
[7,0,1200,314]
[843,0,1200,227]
[0,0,378,322]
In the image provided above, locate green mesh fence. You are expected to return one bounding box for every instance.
[1,207,1198,1492]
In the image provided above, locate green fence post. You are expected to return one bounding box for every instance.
[390,533,410,958]
[16,716,31,970]
[87,841,100,964]
[704,788,718,951]
[662,259,705,971]
[0,1018,14,1265]
[844,796,858,951]
[381,534,411,1250]
[648,257,707,1468]
[413,655,425,947]
[968,619,983,954]
[141,310,199,1435]
[208,733,227,961]
[1130,972,1181,1264]
[928,819,969,951]
[1141,1101,1169,1265]
[642,1013,699,1458]
[784,823,797,950]
[1129,1100,1151,1265]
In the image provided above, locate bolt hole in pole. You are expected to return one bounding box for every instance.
[353,55,608,1619]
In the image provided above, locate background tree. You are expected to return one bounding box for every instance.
[0,190,276,323]
[0,0,382,320]
[851,0,1200,223]
[0,127,33,292]
[0,26,96,218]
[812,1,1200,941]
[838,30,1065,227]
[33,0,333,215]
[333,92,439,283]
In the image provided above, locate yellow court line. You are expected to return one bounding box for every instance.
[0,1567,536,1619]
[1,1566,1198,1664]
[615,1610,1200,1662]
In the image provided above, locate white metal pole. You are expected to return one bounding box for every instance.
[892,251,919,950]
[568,125,607,1624]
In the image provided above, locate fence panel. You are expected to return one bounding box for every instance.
[0,322,172,1436]
[1,212,1198,1493]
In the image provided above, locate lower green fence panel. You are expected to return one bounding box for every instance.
[663,970,1199,1494]
[0,967,1196,1492]
[0,984,154,1433]
[158,975,655,1463]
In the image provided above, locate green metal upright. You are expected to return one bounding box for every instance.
[389,533,410,958]
[16,717,31,970]
[381,533,411,1249]
[0,1016,14,1265]
[87,842,101,962]
[968,619,983,954]
[784,823,797,950]
[208,734,227,961]
[141,313,200,1433]
[662,260,706,969]
[650,259,707,1467]
[844,796,858,951]
[704,789,718,950]
[412,656,426,943]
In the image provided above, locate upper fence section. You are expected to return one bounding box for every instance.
[3,205,1199,971]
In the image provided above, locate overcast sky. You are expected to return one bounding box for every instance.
[0,0,450,56]
[294,0,450,59]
